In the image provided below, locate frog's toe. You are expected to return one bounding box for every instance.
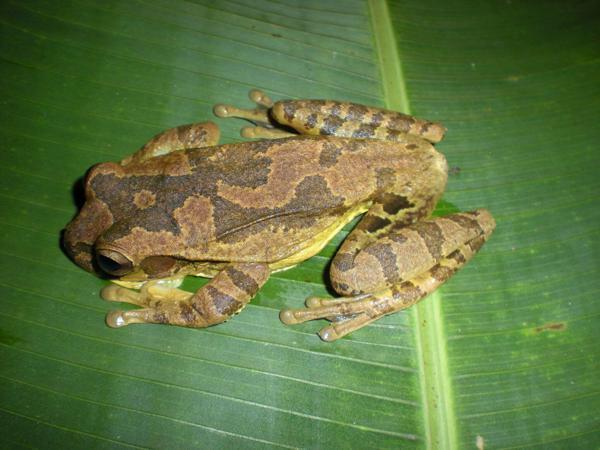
[212,102,270,124]
[105,308,157,327]
[318,313,379,341]
[279,309,298,325]
[106,309,128,328]
[279,293,371,326]
[305,296,322,309]
[212,104,233,118]
[318,326,340,342]
[248,89,274,108]
[281,292,403,340]
[101,284,148,306]
[100,284,120,301]
[279,306,325,324]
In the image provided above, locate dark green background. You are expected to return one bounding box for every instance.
[1,0,598,448]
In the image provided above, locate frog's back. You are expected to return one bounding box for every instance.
[177,135,444,263]
[186,135,438,207]
[83,135,444,266]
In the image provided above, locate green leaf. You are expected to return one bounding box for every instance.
[1,0,598,448]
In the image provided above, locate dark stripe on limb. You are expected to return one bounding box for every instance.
[190,263,270,325]
[445,212,484,234]
[179,301,198,323]
[413,221,445,259]
[358,214,392,233]
[206,286,243,316]
[380,192,413,215]
[225,266,259,294]
[363,242,398,284]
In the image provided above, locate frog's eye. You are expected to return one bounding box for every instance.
[96,249,133,277]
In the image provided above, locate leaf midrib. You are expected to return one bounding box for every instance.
[369,1,456,448]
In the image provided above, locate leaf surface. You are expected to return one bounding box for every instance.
[0,0,598,448]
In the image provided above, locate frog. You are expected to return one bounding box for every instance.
[63,89,495,341]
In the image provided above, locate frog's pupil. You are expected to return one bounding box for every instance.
[96,252,132,276]
[98,255,121,273]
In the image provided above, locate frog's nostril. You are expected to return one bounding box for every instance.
[96,249,133,277]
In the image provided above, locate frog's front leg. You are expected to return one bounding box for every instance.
[103,263,270,328]
[280,210,495,341]
[122,121,220,165]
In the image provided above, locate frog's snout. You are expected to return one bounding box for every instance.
[63,198,116,274]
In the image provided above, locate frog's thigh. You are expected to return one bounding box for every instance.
[123,121,221,164]
[106,263,270,328]
[332,209,495,295]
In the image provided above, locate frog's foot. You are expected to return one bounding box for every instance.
[213,89,295,139]
[101,278,186,306]
[280,289,401,341]
[104,263,270,329]
[101,279,192,327]
[213,89,272,125]
[281,235,488,341]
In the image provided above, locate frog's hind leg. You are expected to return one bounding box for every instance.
[280,209,496,341]
[213,89,296,139]
[282,239,484,341]
[103,263,270,329]
[123,121,221,165]
[271,99,446,143]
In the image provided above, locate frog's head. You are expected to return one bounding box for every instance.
[64,162,121,276]
[92,223,185,282]
[64,162,186,281]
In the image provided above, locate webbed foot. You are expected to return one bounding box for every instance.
[102,264,270,329]
[280,290,401,341]
[101,278,192,327]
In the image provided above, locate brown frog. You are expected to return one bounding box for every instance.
[63,89,495,341]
